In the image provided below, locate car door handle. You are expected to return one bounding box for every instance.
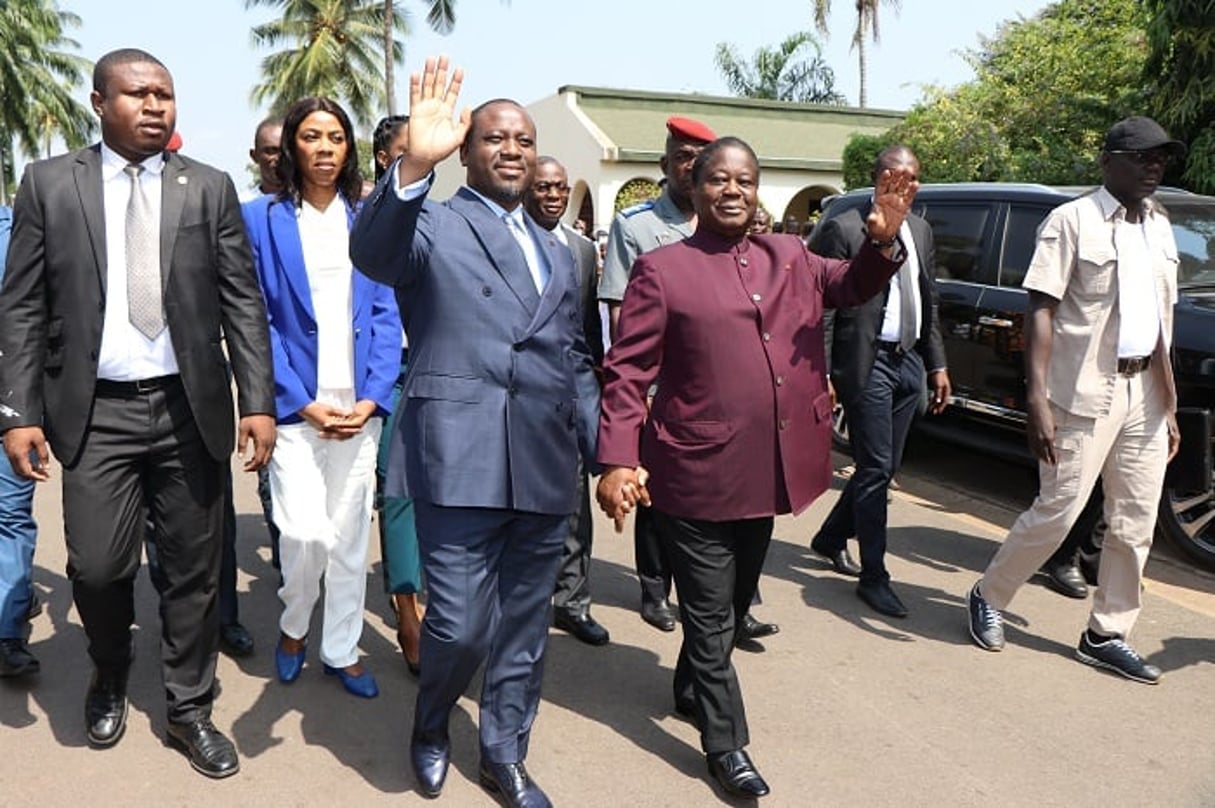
[977,315,1014,328]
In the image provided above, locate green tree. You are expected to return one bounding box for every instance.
[714,31,845,104]
[842,0,1150,187]
[0,0,93,202]
[812,0,901,108]
[247,0,405,129]
[1143,0,1215,194]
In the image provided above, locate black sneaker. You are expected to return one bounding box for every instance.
[1075,632,1161,684]
[967,582,1004,651]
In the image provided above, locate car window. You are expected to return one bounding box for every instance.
[921,203,990,283]
[999,205,1052,288]
[1167,200,1215,287]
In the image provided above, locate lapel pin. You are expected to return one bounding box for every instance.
[177,175,188,185]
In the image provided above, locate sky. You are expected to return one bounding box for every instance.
[53,0,1053,183]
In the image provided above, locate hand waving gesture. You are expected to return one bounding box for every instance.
[865,166,920,244]
[397,55,472,185]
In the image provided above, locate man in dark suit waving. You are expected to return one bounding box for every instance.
[810,145,950,618]
[351,57,600,807]
[0,49,275,777]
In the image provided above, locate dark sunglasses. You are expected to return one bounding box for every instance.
[1106,149,1174,167]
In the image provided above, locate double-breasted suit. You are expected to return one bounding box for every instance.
[351,177,600,762]
[0,144,273,723]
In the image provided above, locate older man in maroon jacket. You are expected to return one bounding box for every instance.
[597,137,917,799]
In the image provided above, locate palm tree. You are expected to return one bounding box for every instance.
[812,0,902,108]
[714,31,845,104]
[247,0,405,129]
[0,0,93,203]
[384,0,456,115]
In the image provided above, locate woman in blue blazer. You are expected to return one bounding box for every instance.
[242,97,401,699]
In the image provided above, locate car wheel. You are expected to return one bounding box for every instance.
[1157,485,1215,572]
[831,399,851,453]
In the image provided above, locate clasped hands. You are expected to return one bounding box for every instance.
[300,400,377,441]
[596,465,651,533]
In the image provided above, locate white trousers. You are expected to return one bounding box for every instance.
[271,417,382,668]
[981,369,1168,638]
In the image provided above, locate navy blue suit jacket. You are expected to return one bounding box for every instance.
[242,194,401,423]
[350,178,600,515]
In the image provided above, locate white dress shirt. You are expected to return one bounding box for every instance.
[878,219,923,343]
[97,143,179,381]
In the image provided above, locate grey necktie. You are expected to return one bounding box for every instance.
[123,164,164,339]
[898,257,918,352]
[504,213,548,291]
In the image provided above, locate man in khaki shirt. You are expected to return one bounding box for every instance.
[966,117,1184,684]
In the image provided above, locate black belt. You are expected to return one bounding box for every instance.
[876,340,907,355]
[95,374,181,396]
[1116,355,1151,376]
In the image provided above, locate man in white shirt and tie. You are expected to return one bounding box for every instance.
[0,48,275,777]
[809,145,951,618]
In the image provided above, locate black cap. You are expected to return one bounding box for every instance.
[1103,116,1187,158]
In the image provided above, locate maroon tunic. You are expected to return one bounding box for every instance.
[597,229,899,521]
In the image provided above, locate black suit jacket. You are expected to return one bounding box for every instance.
[560,223,605,368]
[811,205,946,404]
[0,145,275,466]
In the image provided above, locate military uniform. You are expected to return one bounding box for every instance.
[597,190,695,303]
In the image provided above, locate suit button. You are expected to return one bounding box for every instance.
[89,350,98,360]
[762,332,771,341]
[775,375,784,386]
[482,286,493,297]
[751,293,762,302]
[739,257,749,267]
[508,387,519,397]
[779,418,789,430]
[513,342,524,352]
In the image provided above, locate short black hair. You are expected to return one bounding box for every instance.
[93,48,167,95]
[691,136,759,185]
[464,98,528,146]
[372,114,409,180]
[276,96,363,205]
[254,116,284,143]
[870,144,916,179]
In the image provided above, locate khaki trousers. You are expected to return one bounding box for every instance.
[980,369,1168,638]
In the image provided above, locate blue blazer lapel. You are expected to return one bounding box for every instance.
[448,188,541,312]
[267,199,317,325]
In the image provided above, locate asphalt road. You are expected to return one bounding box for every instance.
[2,447,1213,807]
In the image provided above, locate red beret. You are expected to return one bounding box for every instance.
[666,116,715,144]
[166,131,183,152]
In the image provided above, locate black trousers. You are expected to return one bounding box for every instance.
[653,509,773,755]
[553,461,594,616]
[62,378,224,724]
[635,506,672,605]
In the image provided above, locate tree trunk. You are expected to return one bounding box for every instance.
[857,37,868,108]
[384,0,396,116]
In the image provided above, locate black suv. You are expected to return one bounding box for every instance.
[814,183,1215,571]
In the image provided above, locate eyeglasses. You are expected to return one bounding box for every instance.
[1106,149,1174,167]
[533,182,570,195]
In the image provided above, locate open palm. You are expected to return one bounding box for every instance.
[406,55,472,166]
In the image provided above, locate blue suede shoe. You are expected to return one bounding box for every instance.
[323,664,379,699]
[275,637,306,683]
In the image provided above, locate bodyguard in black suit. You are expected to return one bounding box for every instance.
[810,146,950,617]
[523,156,610,647]
[0,49,275,777]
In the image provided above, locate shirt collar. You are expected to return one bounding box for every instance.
[100,141,166,181]
[1094,185,1157,223]
[465,185,520,224]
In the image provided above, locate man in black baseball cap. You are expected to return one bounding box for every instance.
[1102,115,1187,159]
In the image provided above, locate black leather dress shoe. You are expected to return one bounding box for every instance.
[640,599,677,632]
[166,718,239,778]
[738,612,780,640]
[1040,562,1089,599]
[219,622,255,657]
[0,638,40,677]
[707,749,770,798]
[553,610,610,646]
[856,580,909,618]
[810,536,862,577]
[85,668,129,747]
[410,730,450,798]
[479,760,552,808]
